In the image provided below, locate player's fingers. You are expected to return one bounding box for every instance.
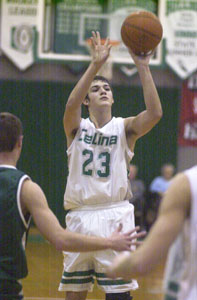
[104,37,110,46]
[130,241,143,247]
[90,37,96,49]
[126,232,146,243]
[91,31,97,45]
[96,31,101,45]
[108,44,113,52]
[124,226,140,236]
[131,230,146,240]
[141,49,154,57]
[92,31,96,39]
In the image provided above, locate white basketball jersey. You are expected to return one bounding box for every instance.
[64,117,134,209]
[163,165,197,300]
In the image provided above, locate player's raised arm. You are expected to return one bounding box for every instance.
[124,50,163,151]
[63,31,112,146]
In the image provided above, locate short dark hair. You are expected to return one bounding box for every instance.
[0,112,23,152]
[92,75,111,85]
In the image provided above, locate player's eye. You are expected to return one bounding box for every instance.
[104,86,110,91]
[91,87,99,92]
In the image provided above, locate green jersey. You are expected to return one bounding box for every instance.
[0,165,31,280]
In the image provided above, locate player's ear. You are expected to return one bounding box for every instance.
[83,97,90,106]
[16,135,23,149]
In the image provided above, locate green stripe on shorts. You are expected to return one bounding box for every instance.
[95,272,106,278]
[61,277,94,284]
[97,279,131,286]
[63,269,95,277]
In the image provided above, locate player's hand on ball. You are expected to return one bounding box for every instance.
[128,48,153,66]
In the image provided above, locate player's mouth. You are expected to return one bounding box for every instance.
[100,96,108,100]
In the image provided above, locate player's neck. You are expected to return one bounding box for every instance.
[0,152,18,167]
[89,110,112,128]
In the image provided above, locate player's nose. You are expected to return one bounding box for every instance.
[100,87,107,94]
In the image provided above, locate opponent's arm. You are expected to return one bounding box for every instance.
[64,31,112,146]
[20,179,144,252]
[124,51,162,150]
[107,172,190,279]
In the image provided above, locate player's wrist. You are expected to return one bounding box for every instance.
[105,237,114,250]
[136,63,150,73]
[90,60,103,70]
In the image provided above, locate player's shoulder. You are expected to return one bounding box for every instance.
[160,172,191,216]
[166,172,190,201]
[170,172,188,186]
[21,178,42,195]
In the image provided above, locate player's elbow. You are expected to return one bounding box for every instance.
[157,108,163,120]
[135,263,153,276]
[54,234,68,251]
[131,257,155,276]
[151,108,163,125]
[155,107,163,120]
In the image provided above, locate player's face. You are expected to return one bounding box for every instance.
[87,80,114,109]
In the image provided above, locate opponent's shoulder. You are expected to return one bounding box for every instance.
[160,172,191,216]
[21,179,44,201]
[169,172,190,189]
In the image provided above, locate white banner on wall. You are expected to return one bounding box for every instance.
[0,0,42,70]
[160,0,197,79]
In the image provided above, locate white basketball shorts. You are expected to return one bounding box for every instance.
[58,201,138,293]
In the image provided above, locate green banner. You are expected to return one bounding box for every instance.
[1,0,41,70]
[161,0,197,78]
[109,0,157,13]
[166,0,197,15]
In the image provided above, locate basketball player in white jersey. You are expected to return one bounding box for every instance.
[59,31,162,300]
[107,166,197,300]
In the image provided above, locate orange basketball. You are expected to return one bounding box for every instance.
[121,11,163,55]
